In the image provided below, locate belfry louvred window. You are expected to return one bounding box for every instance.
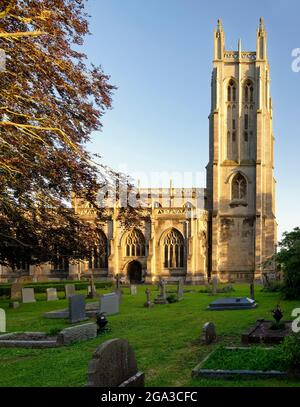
[232,173,247,200]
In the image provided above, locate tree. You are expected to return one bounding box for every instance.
[0,0,134,271]
[277,227,300,299]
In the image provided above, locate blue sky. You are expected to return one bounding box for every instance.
[83,0,300,238]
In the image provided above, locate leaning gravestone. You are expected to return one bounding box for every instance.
[86,338,145,387]
[99,293,119,316]
[202,322,217,345]
[65,284,76,299]
[211,276,218,295]
[10,283,23,301]
[0,309,6,333]
[22,288,36,304]
[130,285,137,295]
[46,288,58,302]
[69,295,88,324]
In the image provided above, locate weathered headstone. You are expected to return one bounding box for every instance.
[87,274,97,299]
[10,283,23,301]
[154,278,168,304]
[21,288,36,304]
[46,288,58,302]
[211,276,218,295]
[0,309,6,333]
[144,288,153,308]
[99,293,119,316]
[65,284,76,299]
[86,338,145,387]
[202,322,217,345]
[177,279,184,301]
[57,323,97,345]
[69,294,87,324]
[130,285,137,295]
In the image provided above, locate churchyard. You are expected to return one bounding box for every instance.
[0,282,300,387]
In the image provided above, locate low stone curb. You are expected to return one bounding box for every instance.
[0,323,98,348]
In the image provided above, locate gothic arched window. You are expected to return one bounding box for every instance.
[125,229,146,257]
[227,79,236,102]
[89,231,108,269]
[163,229,184,268]
[232,173,247,200]
[244,80,254,103]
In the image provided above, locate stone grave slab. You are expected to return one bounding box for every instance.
[100,293,119,316]
[69,294,88,324]
[208,297,257,311]
[46,288,58,301]
[22,288,36,304]
[65,284,76,299]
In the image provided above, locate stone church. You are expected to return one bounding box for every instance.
[0,19,277,284]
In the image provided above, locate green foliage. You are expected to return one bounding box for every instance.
[0,280,112,297]
[261,281,283,293]
[274,334,300,370]
[46,327,62,337]
[166,294,178,303]
[198,285,235,294]
[202,346,281,371]
[277,227,300,299]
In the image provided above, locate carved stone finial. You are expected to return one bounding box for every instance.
[259,17,265,30]
[217,18,223,31]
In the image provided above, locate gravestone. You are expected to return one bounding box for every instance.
[202,322,217,345]
[46,288,58,302]
[86,338,145,387]
[0,309,6,333]
[130,285,137,295]
[99,293,119,316]
[21,288,36,304]
[65,284,76,299]
[154,279,168,304]
[177,279,184,301]
[10,283,23,301]
[211,276,218,295]
[144,288,153,308]
[87,274,97,299]
[69,295,88,324]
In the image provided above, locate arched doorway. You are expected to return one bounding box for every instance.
[127,260,143,284]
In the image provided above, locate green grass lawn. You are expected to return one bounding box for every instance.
[0,284,300,387]
[201,347,284,371]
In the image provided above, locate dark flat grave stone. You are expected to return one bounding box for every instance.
[242,320,293,344]
[208,297,257,311]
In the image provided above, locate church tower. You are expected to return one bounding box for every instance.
[206,18,277,282]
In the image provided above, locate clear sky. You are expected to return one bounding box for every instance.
[83,0,300,239]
